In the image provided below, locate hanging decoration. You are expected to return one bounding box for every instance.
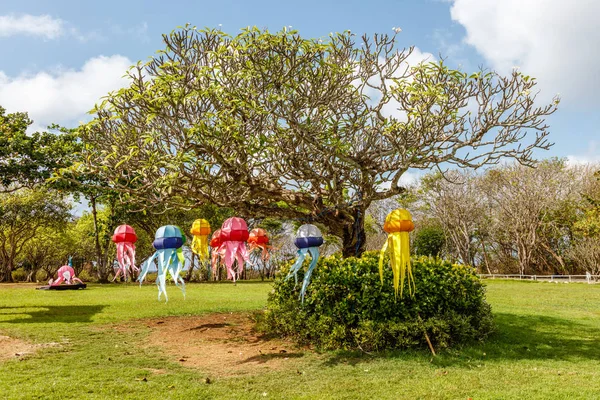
[378,208,415,297]
[190,219,211,261]
[286,224,324,302]
[218,217,249,282]
[209,228,224,278]
[138,225,186,301]
[111,224,138,282]
[247,228,272,265]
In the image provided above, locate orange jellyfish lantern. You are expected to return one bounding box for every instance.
[247,228,272,264]
[111,224,138,282]
[190,219,211,261]
[219,217,249,282]
[378,209,415,297]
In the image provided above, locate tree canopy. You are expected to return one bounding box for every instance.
[0,188,71,281]
[72,26,559,257]
[0,106,78,192]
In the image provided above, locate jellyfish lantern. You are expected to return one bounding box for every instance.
[286,224,324,302]
[111,224,138,282]
[209,228,225,277]
[138,225,186,301]
[378,208,415,297]
[190,219,211,261]
[49,265,83,286]
[219,217,249,282]
[247,228,272,264]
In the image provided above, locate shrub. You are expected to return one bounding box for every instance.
[35,270,49,282]
[413,225,446,257]
[78,269,97,283]
[259,252,494,351]
[11,268,28,282]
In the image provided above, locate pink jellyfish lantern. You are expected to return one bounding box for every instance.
[111,224,138,282]
[219,217,249,282]
[49,265,83,286]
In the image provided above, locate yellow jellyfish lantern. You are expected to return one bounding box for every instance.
[378,209,415,297]
[190,219,211,261]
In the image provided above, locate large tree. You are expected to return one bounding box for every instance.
[0,106,77,192]
[0,189,71,281]
[73,26,559,257]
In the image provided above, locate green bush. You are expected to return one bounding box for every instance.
[78,269,97,283]
[413,225,446,257]
[259,252,494,351]
[11,268,28,282]
[35,270,49,282]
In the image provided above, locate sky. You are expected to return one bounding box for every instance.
[0,0,598,168]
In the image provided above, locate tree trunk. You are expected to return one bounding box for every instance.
[1,266,13,282]
[90,196,109,283]
[186,252,196,281]
[341,208,367,258]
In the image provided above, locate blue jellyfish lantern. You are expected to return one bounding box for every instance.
[138,225,186,302]
[286,224,324,302]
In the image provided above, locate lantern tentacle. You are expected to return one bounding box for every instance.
[380,209,415,297]
[286,249,308,286]
[299,247,320,302]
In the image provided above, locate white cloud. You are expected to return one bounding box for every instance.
[450,0,600,107]
[360,47,435,120]
[0,14,64,39]
[0,55,132,131]
[566,140,600,165]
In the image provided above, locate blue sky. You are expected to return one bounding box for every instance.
[0,0,598,165]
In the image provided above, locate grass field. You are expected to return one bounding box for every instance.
[1,280,600,399]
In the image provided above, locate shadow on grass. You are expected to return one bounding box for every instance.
[0,305,107,324]
[449,312,600,364]
[320,312,600,368]
[187,323,232,331]
[240,352,304,364]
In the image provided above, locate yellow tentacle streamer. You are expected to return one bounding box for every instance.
[190,219,211,262]
[378,209,415,297]
[191,235,209,260]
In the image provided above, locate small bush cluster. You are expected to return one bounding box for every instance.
[11,268,28,282]
[259,252,494,351]
[78,270,97,283]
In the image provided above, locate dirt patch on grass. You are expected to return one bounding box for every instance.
[145,312,306,377]
[0,335,61,361]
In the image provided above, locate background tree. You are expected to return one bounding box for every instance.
[481,159,577,275]
[72,26,558,258]
[417,170,487,266]
[0,189,71,281]
[18,226,77,282]
[412,223,446,258]
[0,107,76,192]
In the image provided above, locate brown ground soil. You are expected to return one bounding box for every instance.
[145,312,308,377]
[0,335,61,361]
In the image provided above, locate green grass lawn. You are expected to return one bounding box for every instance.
[1,280,600,399]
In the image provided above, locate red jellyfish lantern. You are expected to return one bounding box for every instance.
[219,217,249,282]
[209,228,224,277]
[248,228,273,265]
[111,224,138,282]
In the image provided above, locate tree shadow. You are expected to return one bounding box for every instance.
[239,352,304,365]
[0,305,107,324]
[319,312,600,368]
[187,323,232,331]
[441,312,600,366]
